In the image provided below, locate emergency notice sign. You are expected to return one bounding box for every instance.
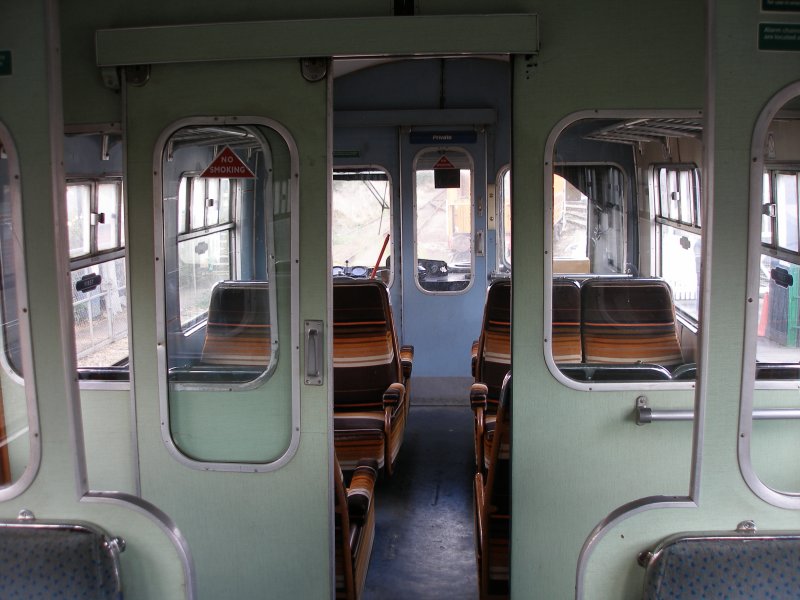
[200,146,256,178]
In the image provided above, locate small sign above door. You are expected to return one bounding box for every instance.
[409,131,477,144]
[200,146,256,178]
[433,155,456,170]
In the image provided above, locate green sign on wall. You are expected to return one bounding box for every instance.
[759,23,800,50]
[0,51,11,76]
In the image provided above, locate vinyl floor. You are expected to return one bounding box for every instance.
[363,405,478,600]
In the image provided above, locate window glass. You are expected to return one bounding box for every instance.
[414,148,473,293]
[72,257,128,367]
[332,168,392,281]
[653,165,702,322]
[66,178,128,371]
[176,176,237,329]
[661,225,701,320]
[178,178,188,234]
[191,179,206,230]
[549,118,703,384]
[498,169,591,271]
[501,168,511,267]
[178,231,231,326]
[96,182,120,252]
[776,173,799,252]
[67,184,91,258]
[162,124,290,467]
[553,173,589,262]
[762,173,773,245]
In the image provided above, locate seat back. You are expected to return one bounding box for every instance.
[552,278,582,363]
[642,529,800,599]
[0,517,124,599]
[475,280,511,411]
[334,457,377,600]
[200,280,272,366]
[581,278,683,366]
[479,373,511,598]
[333,280,402,412]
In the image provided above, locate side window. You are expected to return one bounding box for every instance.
[67,179,129,371]
[498,167,511,270]
[176,176,237,328]
[498,167,591,272]
[552,169,591,272]
[332,168,392,282]
[161,122,294,469]
[413,148,473,293]
[652,165,702,321]
[757,169,800,364]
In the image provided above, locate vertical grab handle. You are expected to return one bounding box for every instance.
[304,320,324,385]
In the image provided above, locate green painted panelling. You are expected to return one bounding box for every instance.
[508,0,706,597]
[169,389,292,463]
[124,58,331,598]
[1,3,187,599]
[81,391,136,494]
[751,389,800,492]
[95,15,538,67]
[2,378,30,482]
[59,1,395,125]
[581,3,800,598]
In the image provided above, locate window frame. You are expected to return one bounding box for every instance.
[331,165,394,286]
[497,165,512,272]
[760,167,800,261]
[412,146,476,295]
[175,173,240,332]
[67,178,126,269]
[741,80,800,510]
[155,117,299,473]
[0,120,41,500]
[543,112,697,392]
[66,177,131,380]
[651,164,702,324]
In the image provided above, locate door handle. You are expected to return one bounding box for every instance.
[304,320,323,385]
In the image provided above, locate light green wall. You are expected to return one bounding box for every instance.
[0,2,187,599]
[509,1,706,598]
[123,59,331,599]
[571,3,800,599]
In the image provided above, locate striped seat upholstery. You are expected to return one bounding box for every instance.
[475,373,511,600]
[471,280,511,471]
[476,280,511,409]
[334,456,378,600]
[581,278,683,367]
[201,281,271,367]
[333,280,407,475]
[552,278,582,364]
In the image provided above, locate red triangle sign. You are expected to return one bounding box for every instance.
[200,146,256,179]
[433,155,456,170]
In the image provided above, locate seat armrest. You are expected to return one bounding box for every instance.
[400,345,414,379]
[347,459,379,523]
[470,383,488,413]
[471,340,479,378]
[383,382,405,410]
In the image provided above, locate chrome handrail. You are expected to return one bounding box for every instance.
[635,396,800,424]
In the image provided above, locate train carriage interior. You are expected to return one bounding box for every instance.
[1,2,800,599]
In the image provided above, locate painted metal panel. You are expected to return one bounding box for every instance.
[124,59,331,599]
[95,15,539,67]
